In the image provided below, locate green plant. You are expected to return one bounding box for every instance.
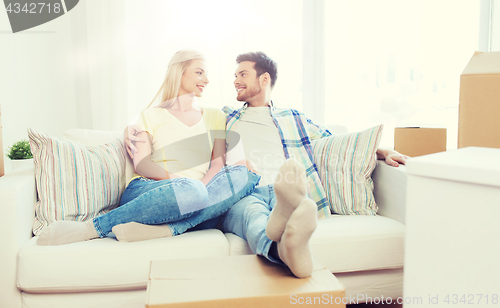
[6,140,33,160]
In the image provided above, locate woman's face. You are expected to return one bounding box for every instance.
[178,59,209,97]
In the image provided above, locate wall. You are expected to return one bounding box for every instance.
[0,2,78,173]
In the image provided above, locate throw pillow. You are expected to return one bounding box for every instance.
[312,125,383,215]
[28,128,126,236]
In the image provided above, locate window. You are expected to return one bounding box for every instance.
[323,0,481,149]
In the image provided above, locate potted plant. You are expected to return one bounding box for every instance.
[6,139,33,170]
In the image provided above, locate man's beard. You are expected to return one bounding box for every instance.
[237,83,262,102]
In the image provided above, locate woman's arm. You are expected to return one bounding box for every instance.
[133,131,180,181]
[200,138,226,185]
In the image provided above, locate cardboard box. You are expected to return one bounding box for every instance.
[146,255,346,308]
[394,127,446,157]
[459,51,500,149]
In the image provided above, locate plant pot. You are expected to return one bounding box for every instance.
[10,158,34,171]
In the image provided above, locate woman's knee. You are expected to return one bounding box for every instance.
[182,178,209,204]
[225,165,260,192]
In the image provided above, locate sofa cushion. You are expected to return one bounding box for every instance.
[17,229,229,293]
[28,128,126,236]
[225,232,253,256]
[310,215,405,273]
[312,125,383,215]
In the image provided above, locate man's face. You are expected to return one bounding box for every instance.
[233,61,261,102]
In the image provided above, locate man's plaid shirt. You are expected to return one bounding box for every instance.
[223,102,332,219]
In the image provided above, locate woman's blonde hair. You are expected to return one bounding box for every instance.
[147,49,205,108]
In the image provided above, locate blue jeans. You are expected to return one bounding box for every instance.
[177,185,281,264]
[92,165,260,237]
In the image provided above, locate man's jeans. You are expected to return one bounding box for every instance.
[221,185,281,264]
[188,185,281,264]
[93,165,260,237]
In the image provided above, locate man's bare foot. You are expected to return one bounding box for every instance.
[277,198,317,278]
[112,222,173,242]
[37,220,99,245]
[266,158,307,242]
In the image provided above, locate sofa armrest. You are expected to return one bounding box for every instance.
[0,166,37,308]
[372,160,407,224]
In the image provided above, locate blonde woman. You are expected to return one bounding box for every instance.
[37,50,260,245]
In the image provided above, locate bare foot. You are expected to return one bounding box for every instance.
[37,220,99,246]
[112,222,173,242]
[277,198,317,278]
[266,158,307,242]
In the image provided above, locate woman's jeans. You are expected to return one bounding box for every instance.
[92,165,260,237]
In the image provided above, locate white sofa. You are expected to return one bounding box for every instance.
[0,128,407,308]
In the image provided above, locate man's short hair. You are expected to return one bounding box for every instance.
[236,51,278,89]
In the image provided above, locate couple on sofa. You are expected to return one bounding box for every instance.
[37,50,408,278]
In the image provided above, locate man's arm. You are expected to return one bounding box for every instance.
[300,112,410,167]
[305,117,332,141]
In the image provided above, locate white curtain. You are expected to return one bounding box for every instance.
[69,0,128,131]
[489,0,500,50]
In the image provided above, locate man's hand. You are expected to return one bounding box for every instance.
[124,124,147,159]
[385,152,410,167]
[376,148,410,167]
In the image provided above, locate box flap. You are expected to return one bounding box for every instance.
[406,147,500,187]
[148,270,344,306]
[147,255,345,308]
[461,51,500,75]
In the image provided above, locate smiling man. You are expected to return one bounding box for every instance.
[191,51,407,278]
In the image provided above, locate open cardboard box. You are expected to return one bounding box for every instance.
[459,51,500,149]
[146,255,346,308]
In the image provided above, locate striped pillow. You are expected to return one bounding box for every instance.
[28,128,126,236]
[312,125,383,215]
